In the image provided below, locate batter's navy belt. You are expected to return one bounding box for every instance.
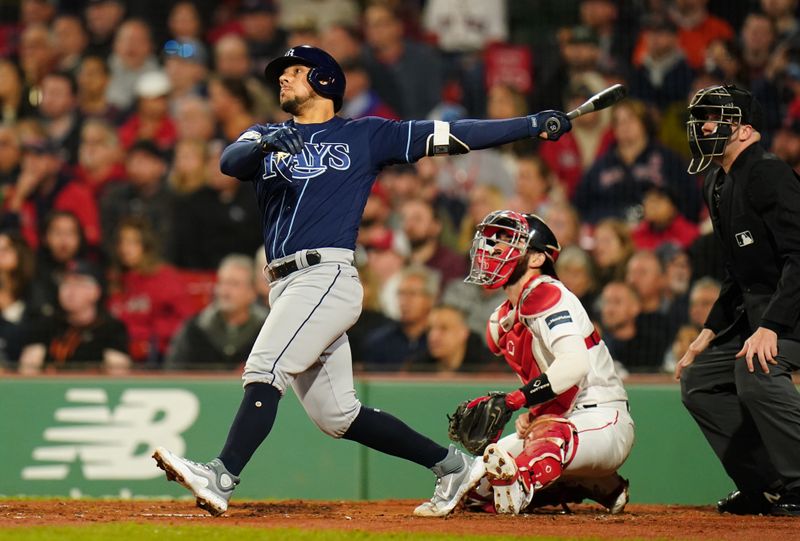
[267,250,322,281]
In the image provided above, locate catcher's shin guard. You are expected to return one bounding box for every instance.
[518,415,577,492]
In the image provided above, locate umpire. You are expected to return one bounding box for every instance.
[676,84,800,516]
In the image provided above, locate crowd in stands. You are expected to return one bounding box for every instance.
[0,0,794,377]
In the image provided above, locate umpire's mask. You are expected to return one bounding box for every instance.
[686,84,762,174]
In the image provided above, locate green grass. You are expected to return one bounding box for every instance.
[0,523,611,541]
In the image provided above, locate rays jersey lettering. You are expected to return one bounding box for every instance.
[263,142,351,182]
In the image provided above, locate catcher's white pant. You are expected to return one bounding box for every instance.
[243,248,364,438]
[497,401,635,478]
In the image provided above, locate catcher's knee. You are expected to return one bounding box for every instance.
[516,415,577,489]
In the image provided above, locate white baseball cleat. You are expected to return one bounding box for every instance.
[152,446,239,517]
[483,443,533,515]
[414,450,487,517]
[603,478,629,515]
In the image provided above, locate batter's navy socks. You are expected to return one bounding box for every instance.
[342,406,448,468]
[218,382,281,476]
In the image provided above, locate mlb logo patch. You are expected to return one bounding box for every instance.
[735,231,754,247]
[545,310,573,329]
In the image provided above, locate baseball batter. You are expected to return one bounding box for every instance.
[429,211,634,515]
[151,46,573,517]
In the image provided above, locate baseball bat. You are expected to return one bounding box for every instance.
[544,84,628,135]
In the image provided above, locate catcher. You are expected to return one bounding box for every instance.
[419,211,634,516]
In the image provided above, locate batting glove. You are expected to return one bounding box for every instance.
[259,126,304,155]
[528,110,572,141]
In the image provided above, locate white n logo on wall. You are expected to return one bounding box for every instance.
[22,388,199,480]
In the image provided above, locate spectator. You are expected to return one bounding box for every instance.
[171,139,262,270]
[357,183,392,248]
[541,201,582,249]
[38,71,83,165]
[629,14,694,111]
[76,55,121,123]
[208,76,256,142]
[29,210,87,318]
[166,254,268,369]
[237,0,288,74]
[508,154,562,215]
[174,95,215,142]
[5,136,101,249]
[409,304,496,373]
[599,280,671,374]
[117,70,177,151]
[19,259,130,374]
[687,276,721,329]
[168,138,207,195]
[740,12,777,83]
[626,248,677,345]
[632,0,734,71]
[0,59,33,123]
[771,117,800,173]
[320,23,363,64]
[106,19,159,111]
[456,184,507,254]
[167,1,203,42]
[441,278,507,346]
[74,119,125,198]
[591,218,635,290]
[84,0,126,58]
[578,0,632,71]
[762,0,800,43]
[284,17,320,49]
[362,265,438,370]
[658,242,693,308]
[400,197,468,288]
[539,74,615,200]
[278,0,360,32]
[362,1,444,119]
[340,58,400,120]
[363,228,408,320]
[213,33,278,121]
[100,140,175,259]
[0,231,35,365]
[555,245,599,318]
[163,38,209,105]
[0,124,21,187]
[575,99,700,224]
[107,217,194,364]
[631,184,700,250]
[19,24,55,114]
[52,13,89,74]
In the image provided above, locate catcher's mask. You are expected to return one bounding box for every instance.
[465,210,561,289]
[686,84,762,174]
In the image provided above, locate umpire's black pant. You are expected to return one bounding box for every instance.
[680,336,800,493]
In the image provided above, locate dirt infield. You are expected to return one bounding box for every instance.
[0,499,797,540]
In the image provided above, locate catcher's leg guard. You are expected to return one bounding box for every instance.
[516,415,577,494]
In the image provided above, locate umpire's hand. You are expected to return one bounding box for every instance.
[259,126,304,155]
[529,110,572,141]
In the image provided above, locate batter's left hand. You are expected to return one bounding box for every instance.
[735,327,779,373]
[529,110,572,141]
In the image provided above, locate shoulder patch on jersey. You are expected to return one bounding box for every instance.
[544,310,573,329]
[519,282,562,318]
[237,130,261,142]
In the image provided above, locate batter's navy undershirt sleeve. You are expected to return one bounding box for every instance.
[448,117,535,150]
[220,140,264,180]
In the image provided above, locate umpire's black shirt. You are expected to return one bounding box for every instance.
[702,143,800,341]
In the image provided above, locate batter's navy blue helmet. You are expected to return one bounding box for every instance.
[264,46,346,112]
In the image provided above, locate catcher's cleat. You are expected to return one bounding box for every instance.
[483,443,533,515]
[600,477,629,515]
[153,447,239,517]
[414,449,486,517]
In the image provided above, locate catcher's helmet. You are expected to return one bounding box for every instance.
[264,46,346,112]
[465,210,561,289]
[686,84,763,174]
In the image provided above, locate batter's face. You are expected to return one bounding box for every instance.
[278,64,315,115]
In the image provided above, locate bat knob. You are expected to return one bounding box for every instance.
[544,117,561,136]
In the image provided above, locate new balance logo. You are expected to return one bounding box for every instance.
[22,388,199,480]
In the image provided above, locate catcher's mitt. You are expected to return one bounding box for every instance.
[447,392,515,455]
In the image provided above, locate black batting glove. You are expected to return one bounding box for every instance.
[259,126,304,155]
[528,110,572,141]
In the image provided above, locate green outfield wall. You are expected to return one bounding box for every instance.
[0,376,733,504]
